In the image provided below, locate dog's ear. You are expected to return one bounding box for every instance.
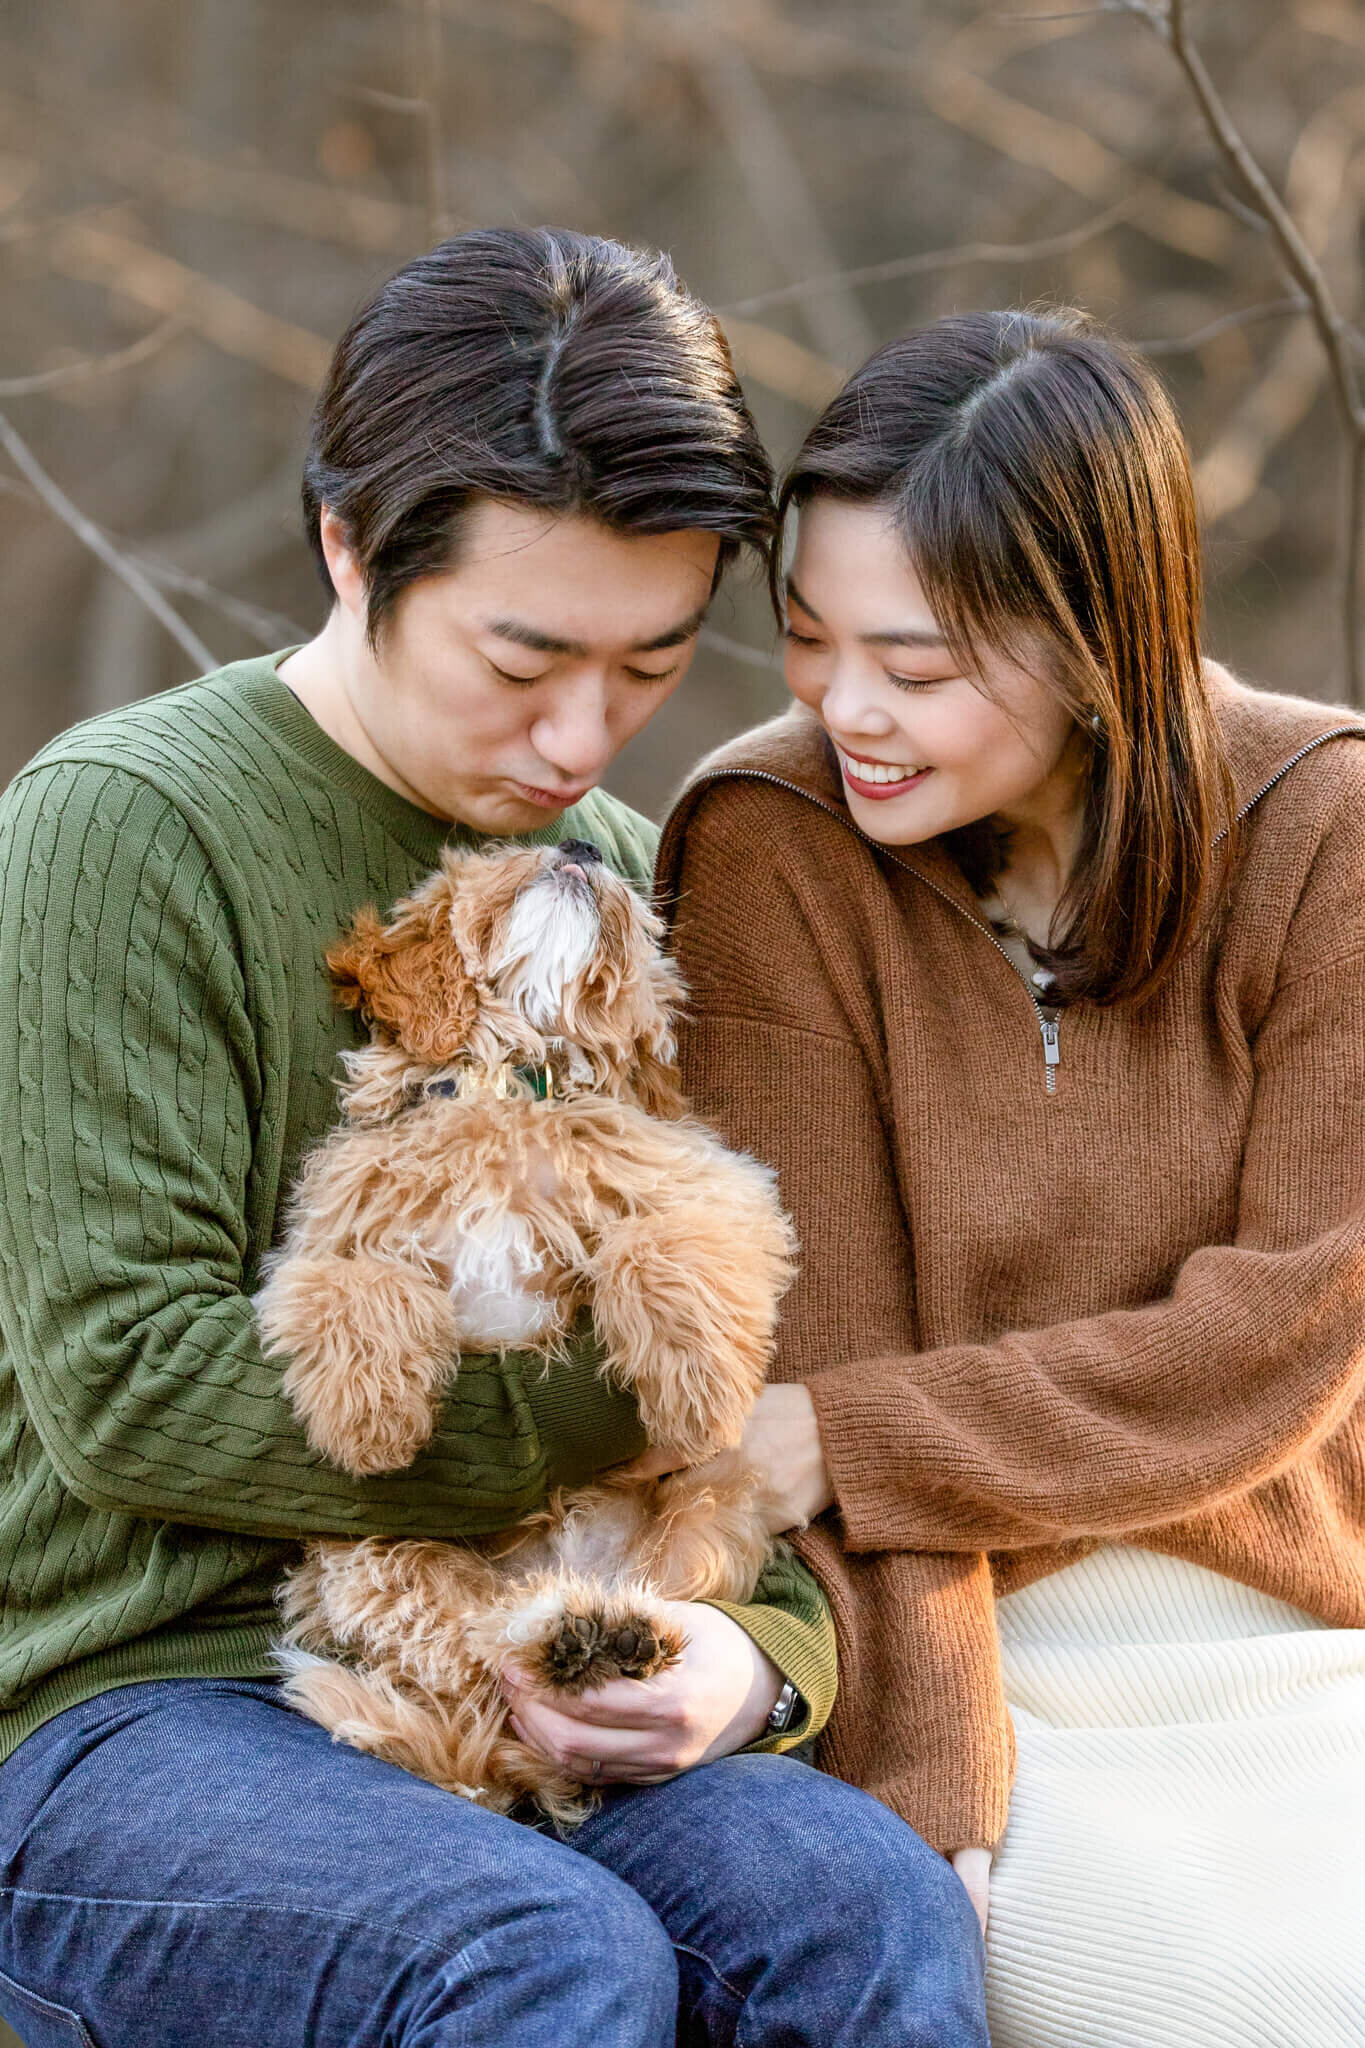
[627,956,688,1120]
[327,897,477,1064]
[630,1027,687,1120]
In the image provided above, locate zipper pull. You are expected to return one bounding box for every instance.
[1040,1015,1060,1094]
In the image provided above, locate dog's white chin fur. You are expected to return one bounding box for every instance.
[491,877,599,1031]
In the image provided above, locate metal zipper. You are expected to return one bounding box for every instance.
[683,720,1365,1100]
[1213,726,1365,842]
[686,768,1065,1094]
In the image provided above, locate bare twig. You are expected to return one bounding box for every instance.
[43,221,332,389]
[417,0,454,243]
[0,412,218,673]
[699,626,781,671]
[134,561,306,647]
[689,5,875,367]
[719,198,1136,316]
[1138,295,1308,356]
[0,317,180,399]
[490,0,1234,263]
[716,317,843,411]
[343,83,429,115]
[0,87,416,255]
[1123,0,1365,700]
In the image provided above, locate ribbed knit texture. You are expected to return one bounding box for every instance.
[0,653,835,1763]
[987,1545,1365,2044]
[657,673,1365,1852]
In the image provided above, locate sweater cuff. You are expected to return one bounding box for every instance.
[519,1343,647,1491]
[700,1589,839,1754]
[807,1357,956,1552]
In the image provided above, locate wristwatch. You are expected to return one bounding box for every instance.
[766,1678,802,1734]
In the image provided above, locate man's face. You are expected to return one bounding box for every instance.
[328,499,721,833]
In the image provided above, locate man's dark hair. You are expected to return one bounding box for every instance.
[302,227,776,643]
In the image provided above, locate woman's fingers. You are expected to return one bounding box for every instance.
[949,1846,992,1936]
[610,1445,690,1480]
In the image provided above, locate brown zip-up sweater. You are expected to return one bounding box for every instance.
[656,672,1365,1854]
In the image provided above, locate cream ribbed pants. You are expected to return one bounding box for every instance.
[986,1546,1365,2046]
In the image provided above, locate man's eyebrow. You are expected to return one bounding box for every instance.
[486,618,588,657]
[630,602,710,653]
[786,579,946,650]
[485,601,709,659]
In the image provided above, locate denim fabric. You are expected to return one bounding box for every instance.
[0,1680,986,2048]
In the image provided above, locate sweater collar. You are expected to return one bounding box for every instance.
[658,669,1365,907]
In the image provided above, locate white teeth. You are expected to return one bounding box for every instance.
[838,750,922,786]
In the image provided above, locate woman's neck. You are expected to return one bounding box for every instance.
[988,750,1089,947]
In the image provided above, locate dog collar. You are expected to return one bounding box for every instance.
[423,1061,555,1105]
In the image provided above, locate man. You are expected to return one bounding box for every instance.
[0,228,987,2048]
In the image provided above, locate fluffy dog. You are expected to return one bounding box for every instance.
[255,837,795,1822]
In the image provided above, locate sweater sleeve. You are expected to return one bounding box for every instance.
[0,761,643,1544]
[670,779,1365,1557]
[704,1543,838,1751]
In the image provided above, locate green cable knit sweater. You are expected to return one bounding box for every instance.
[0,653,835,1763]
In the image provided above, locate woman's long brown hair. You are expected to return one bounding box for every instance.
[777,308,1235,1007]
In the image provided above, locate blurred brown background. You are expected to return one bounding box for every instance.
[3,0,1364,824]
[0,6,1362,2042]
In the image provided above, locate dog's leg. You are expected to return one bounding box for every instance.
[466,1568,687,1699]
[587,1194,793,1465]
[279,1636,597,1827]
[276,1648,493,1799]
[257,1252,460,1474]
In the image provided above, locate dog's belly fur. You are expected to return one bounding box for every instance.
[437,1205,558,1346]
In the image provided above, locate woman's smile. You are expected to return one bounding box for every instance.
[834,745,933,800]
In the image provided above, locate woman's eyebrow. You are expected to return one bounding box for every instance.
[862,627,948,650]
[484,602,709,658]
[785,578,946,649]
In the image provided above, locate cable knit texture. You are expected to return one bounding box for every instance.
[656,672,1365,1852]
[0,653,836,1764]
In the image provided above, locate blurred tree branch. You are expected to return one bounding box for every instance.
[42,221,333,388]
[0,85,419,255]
[718,197,1135,314]
[417,0,457,242]
[0,412,219,672]
[0,317,180,397]
[1117,0,1365,699]
[490,0,1237,264]
[687,4,875,366]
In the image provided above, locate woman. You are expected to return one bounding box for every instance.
[655,308,1365,2045]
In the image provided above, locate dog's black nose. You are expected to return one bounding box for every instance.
[557,839,602,865]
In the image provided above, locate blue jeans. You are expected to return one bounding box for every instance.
[0,1679,986,2047]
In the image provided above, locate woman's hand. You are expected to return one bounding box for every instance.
[739,1383,834,1532]
[949,1846,991,1936]
[502,1600,785,1785]
[619,1385,834,1535]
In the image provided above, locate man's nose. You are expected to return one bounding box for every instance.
[556,839,602,865]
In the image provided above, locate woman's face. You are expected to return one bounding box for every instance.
[783,497,1083,848]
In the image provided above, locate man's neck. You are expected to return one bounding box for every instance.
[277,624,449,820]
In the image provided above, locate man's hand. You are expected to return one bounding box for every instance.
[502,1600,785,1784]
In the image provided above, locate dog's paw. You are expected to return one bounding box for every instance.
[530,1607,685,1693]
